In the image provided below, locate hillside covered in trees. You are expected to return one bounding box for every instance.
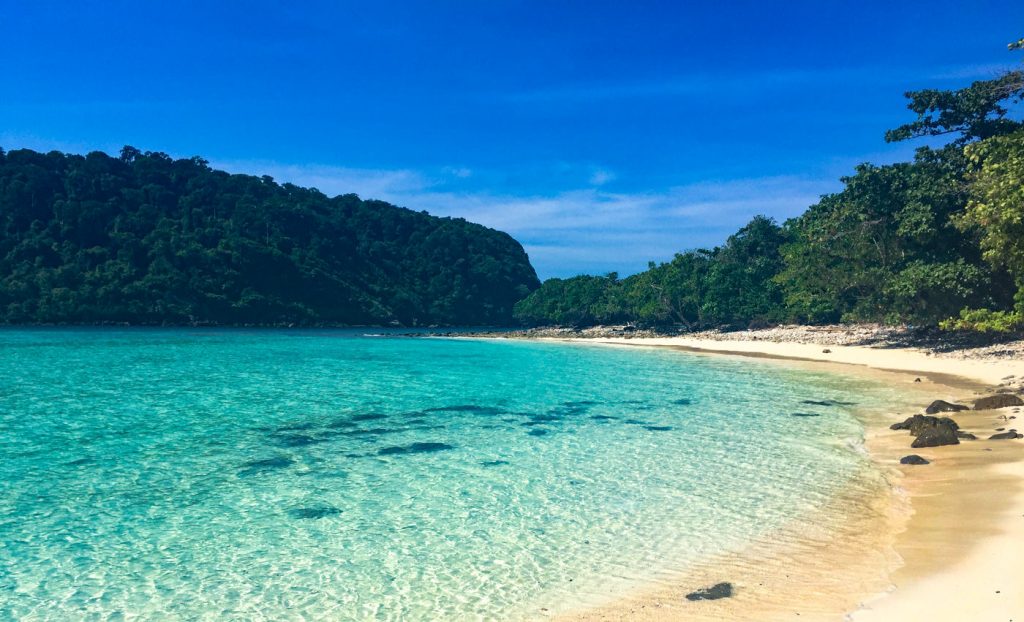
[0,147,539,326]
[515,41,1024,333]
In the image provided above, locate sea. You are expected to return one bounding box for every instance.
[0,329,902,620]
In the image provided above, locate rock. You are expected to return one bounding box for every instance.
[989,430,1023,440]
[924,400,969,414]
[974,394,1024,410]
[377,442,455,455]
[914,378,922,383]
[822,348,832,354]
[956,431,978,440]
[900,455,930,465]
[685,582,733,601]
[911,423,960,448]
[288,506,342,519]
[891,414,960,435]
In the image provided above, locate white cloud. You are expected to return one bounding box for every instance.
[213,159,836,278]
[588,168,616,186]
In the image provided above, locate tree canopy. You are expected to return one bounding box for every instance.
[0,147,539,326]
[515,39,1024,332]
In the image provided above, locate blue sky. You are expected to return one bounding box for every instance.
[2,1,1022,278]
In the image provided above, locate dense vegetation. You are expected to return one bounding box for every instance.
[0,147,539,325]
[515,41,1024,332]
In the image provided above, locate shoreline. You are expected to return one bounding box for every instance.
[541,335,1024,620]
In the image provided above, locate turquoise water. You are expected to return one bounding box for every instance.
[0,329,899,621]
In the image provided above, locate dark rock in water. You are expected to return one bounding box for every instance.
[326,418,358,429]
[624,419,647,425]
[238,456,295,477]
[801,399,856,407]
[590,415,617,421]
[685,582,733,601]
[911,423,960,448]
[924,400,969,415]
[974,394,1024,410]
[377,442,455,456]
[351,413,388,422]
[791,412,821,417]
[890,414,959,435]
[288,506,342,519]
[564,400,599,407]
[425,405,505,415]
[644,425,672,431]
[527,429,549,437]
[900,455,930,465]
[989,429,1023,440]
[672,398,694,406]
[276,422,316,432]
[956,431,978,440]
[482,460,510,467]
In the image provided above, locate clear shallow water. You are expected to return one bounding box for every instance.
[0,329,900,621]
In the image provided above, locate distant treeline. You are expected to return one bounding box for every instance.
[0,147,539,326]
[515,41,1024,332]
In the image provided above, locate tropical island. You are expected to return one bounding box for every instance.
[1,4,1023,621]
[3,46,1023,338]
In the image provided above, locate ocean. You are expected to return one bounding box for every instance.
[0,329,900,620]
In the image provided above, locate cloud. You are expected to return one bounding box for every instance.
[215,159,835,279]
[588,169,616,186]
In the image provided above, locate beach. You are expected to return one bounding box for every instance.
[550,331,1024,621]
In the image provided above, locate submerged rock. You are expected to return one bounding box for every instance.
[911,424,960,448]
[989,429,1023,440]
[481,460,509,467]
[924,400,969,415]
[900,455,930,465]
[288,506,342,519]
[801,399,856,407]
[791,412,821,417]
[527,429,549,437]
[351,413,388,422]
[238,456,295,477]
[974,394,1024,410]
[644,425,672,431]
[685,582,733,601]
[377,442,455,455]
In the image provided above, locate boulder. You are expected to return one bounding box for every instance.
[974,394,1024,410]
[911,423,960,448]
[924,400,969,415]
[989,429,1023,440]
[685,582,733,601]
[900,455,930,465]
[890,414,959,436]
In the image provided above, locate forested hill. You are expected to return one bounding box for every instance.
[0,147,540,326]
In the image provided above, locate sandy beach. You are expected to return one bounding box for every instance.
[549,332,1024,621]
